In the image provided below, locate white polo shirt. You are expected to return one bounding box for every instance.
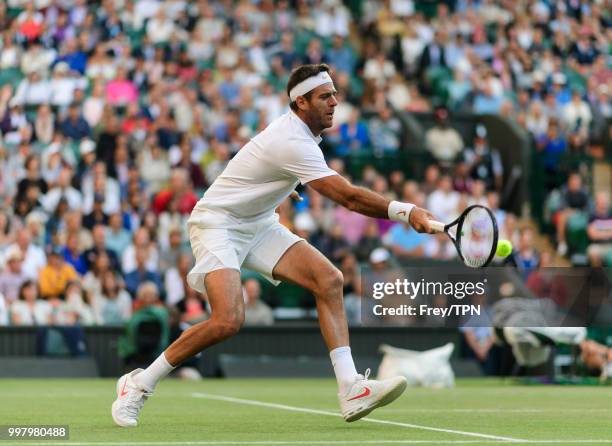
[189,111,337,228]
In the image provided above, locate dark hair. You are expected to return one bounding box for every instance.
[287,64,332,112]
[18,280,35,300]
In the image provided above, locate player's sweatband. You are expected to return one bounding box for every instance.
[388,201,415,224]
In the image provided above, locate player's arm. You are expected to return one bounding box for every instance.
[308,174,435,233]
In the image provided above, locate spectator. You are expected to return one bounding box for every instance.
[425,106,464,166]
[426,175,460,224]
[55,38,87,75]
[40,164,83,213]
[92,270,132,325]
[62,232,87,276]
[335,109,370,157]
[325,34,355,75]
[75,139,97,185]
[105,67,138,106]
[555,173,590,256]
[463,125,503,192]
[12,71,50,106]
[355,220,383,263]
[38,245,78,299]
[82,161,121,215]
[10,280,52,325]
[9,228,46,281]
[83,193,109,230]
[243,278,273,326]
[383,220,428,260]
[121,226,159,274]
[0,246,27,304]
[56,280,95,325]
[49,62,81,107]
[34,104,54,144]
[562,88,592,138]
[16,154,47,208]
[105,212,131,259]
[124,248,162,298]
[164,252,192,307]
[83,224,119,272]
[82,250,113,299]
[368,105,402,154]
[507,227,540,281]
[417,30,448,82]
[159,225,188,272]
[0,291,7,325]
[586,192,612,267]
[318,223,350,264]
[59,103,91,141]
[152,168,198,216]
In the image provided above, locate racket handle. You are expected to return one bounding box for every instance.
[428,220,445,233]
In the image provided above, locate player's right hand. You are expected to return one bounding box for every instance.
[409,207,436,234]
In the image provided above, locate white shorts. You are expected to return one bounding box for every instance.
[186,213,303,293]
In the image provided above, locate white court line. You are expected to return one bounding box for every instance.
[4,440,612,446]
[192,392,526,443]
[0,441,505,446]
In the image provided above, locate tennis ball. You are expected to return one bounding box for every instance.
[496,239,513,257]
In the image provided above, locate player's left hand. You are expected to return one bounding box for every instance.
[290,191,303,201]
[409,207,436,234]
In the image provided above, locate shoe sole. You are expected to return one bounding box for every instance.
[111,399,137,427]
[344,378,407,423]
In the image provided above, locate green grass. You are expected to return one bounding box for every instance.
[0,378,610,445]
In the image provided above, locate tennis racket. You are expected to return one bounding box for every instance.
[428,205,499,268]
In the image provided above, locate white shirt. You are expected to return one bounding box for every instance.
[9,243,46,281]
[10,300,52,325]
[190,111,337,226]
[12,78,51,105]
[426,190,461,224]
[0,293,8,326]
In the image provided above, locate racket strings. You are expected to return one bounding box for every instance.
[459,207,496,268]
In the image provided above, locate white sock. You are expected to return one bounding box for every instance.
[330,346,358,395]
[133,352,175,390]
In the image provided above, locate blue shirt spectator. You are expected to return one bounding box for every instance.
[325,35,355,74]
[336,110,370,156]
[60,104,91,141]
[383,223,428,258]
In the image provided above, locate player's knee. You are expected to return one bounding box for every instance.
[315,268,344,296]
[213,310,244,338]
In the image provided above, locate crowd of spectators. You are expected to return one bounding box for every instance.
[0,0,610,332]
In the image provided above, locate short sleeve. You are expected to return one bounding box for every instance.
[280,139,337,185]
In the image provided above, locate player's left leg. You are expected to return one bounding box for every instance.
[259,239,406,422]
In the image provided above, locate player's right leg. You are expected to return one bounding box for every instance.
[112,268,244,427]
[270,241,407,422]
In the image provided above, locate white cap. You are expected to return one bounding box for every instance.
[532,71,545,83]
[79,139,96,156]
[5,246,23,262]
[54,62,70,73]
[46,142,62,156]
[552,73,566,84]
[369,247,390,264]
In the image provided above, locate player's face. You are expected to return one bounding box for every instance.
[304,83,338,132]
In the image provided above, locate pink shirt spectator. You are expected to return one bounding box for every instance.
[333,206,368,245]
[105,79,138,106]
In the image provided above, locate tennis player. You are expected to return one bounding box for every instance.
[112,64,436,427]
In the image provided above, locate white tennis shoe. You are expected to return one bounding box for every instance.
[339,369,407,422]
[111,369,152,427]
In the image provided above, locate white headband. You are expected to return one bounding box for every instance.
[289,71,335,102]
